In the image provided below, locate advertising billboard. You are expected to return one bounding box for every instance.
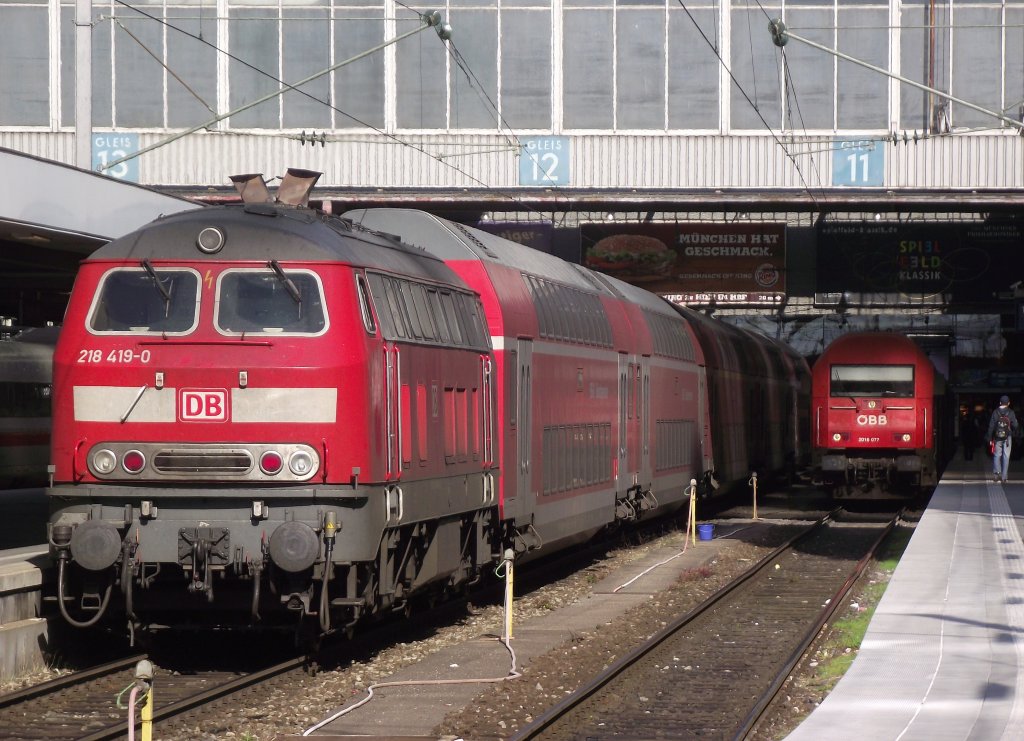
[817,221,1023,302]
[580,222,786,305]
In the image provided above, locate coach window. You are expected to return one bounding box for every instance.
[88,267,200,335]
[215,267,327,336]
[356,274,377,335]
[555,285,571,341]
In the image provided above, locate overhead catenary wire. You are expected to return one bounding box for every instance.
[101,8,449,172]
[108,0,560,222]
[765,17,1024,133]
[778,47,827,192]
[674,0,825,211]
[111,18,217,116]
[443,41,575,220]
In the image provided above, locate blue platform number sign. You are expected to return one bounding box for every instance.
[92,133,140,182]
[832,137,883,187]
[519,136,570,186]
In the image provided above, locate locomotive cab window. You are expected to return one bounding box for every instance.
[215,267,328,336]
[829,365,915,397]
[88,266,200,335]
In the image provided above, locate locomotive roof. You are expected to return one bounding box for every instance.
[817,331,931,363]
[88,203,472,290]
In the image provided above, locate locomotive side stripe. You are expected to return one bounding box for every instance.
[73,386,338,423]
[231,388,337,423]
[75,386,177,422]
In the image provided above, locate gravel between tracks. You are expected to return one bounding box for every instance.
[7,516,887,740]
[174,521,819,740]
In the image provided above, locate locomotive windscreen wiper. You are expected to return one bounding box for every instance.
[268,260,302,305]
[141,259,172,316]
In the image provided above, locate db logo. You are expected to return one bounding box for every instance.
[180,389,229,421]
[856,414,887,426]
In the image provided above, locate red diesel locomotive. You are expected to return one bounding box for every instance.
[811,331,949,497]
[46,170,805,638]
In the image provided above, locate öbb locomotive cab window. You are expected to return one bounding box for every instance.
[829,365,915,398]
[88,267,201,335]
[215,267,328,336]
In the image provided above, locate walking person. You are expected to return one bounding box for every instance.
[986,396,1020,483]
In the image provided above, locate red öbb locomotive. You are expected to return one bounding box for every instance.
[811,331,948,497]
[46,170,806,638]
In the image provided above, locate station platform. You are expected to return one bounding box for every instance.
[0,488,50,682]
[787,450,1024,740]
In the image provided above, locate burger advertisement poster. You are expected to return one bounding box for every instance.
[581,223,786,306]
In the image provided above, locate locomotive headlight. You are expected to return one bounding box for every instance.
[92,449,117,475]
[832,433,842,442]
[902,433,912,443]
[260,451,284,475]
[289,450,314,476]
[122,450,146,474]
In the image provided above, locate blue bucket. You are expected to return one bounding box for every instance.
[698,523,714,541]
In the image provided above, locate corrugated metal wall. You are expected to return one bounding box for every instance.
[1,131,1020,190]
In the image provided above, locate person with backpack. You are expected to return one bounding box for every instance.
[986,395,1020,483]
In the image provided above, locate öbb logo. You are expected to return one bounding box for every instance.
[856,414,887,426]
[180,389,229,422]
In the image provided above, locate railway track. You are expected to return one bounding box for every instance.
[0,528,644,741]
[0,650,307,740]
[510,508,900,741]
